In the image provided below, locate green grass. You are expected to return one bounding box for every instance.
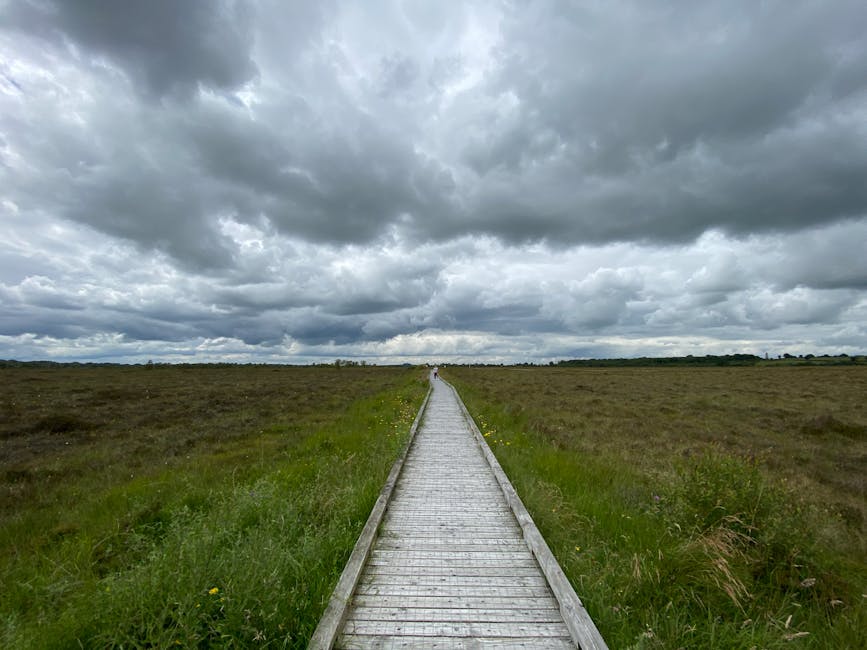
[6,363,864,647]
[1,364,428,648]
[446,366,866,649]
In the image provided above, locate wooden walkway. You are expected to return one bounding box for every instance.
[310,378,606,649]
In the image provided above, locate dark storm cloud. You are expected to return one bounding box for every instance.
[180,90,460,249]
[0,63,457,268]
[450,0,867,246]
[444,3,867,242]
[5,0,866,261]
[5,0,257,98]
[2,0,866,363]
[66,160,236,269]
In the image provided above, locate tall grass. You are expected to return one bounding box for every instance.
[1,365,427,648]
[447,366,866,649]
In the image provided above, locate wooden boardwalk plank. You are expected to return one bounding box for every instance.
[355,585,555,598]
[364,566,544,579]
[347,607,564,623]
[338,636,577,649]
[341,621,572,638]
[359,575,549,588]
[351,595,562,610]
[372,540,526,548]
[311,377,606,649]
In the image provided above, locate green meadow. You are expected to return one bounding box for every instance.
[2,363,865,648]
[446,365,866,649]
[1,364,427,648]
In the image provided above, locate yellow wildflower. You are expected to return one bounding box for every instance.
[209,587,219,595]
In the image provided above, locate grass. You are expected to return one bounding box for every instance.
[1,364,428,648]
[445,366,866,649]
[5,363,864,647]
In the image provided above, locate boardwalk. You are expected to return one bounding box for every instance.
[311,378,606,649]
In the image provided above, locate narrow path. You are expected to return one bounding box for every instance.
[313,377,606,649]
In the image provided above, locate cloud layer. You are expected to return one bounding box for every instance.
[2,0,866,363]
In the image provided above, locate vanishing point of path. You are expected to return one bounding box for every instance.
[311,377,607,649]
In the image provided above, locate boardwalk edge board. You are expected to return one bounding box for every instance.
[447,380,609,650]
[308,384,433,650]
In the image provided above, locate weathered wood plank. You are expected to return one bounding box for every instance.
[375,538,528,548]
[351,594,562,610]
[355,584,554,598]
[348,607,563,623]
[341,620,572,638]
[370,550,535,561]
[359,574,549,588]
[370,540,531,550]
[368,557,538,568]
[338,635,576,649]
[363,565,543,578]
[380,521,520,529]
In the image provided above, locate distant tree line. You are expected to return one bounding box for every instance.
[554,353,865,368]
[2,354,865,369]
[555,354,761,367]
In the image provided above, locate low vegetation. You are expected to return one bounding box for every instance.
[445,365,866,649]
[5,362,863,648]
[1,364,427,648]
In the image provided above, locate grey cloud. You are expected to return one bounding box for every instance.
[279,309,364,346]
[7,0,864,267]
[0,276,84,311]
[540,269,645,331]
[181,97,459,248]
[379,54,420,96]
[709,222,867,294]
[742,288,854,329]
[448,0,867,246]
[460,112,867,247]
[5,0,257,99]
[207,249,442,319]
[774,229,867,291]
[428,56,464,91]
[209,283,315,314]
[686,255,747,295]
[1,85,236,270]
[66,162,236,269]
[493,1,863,161]
[2,0,866,363]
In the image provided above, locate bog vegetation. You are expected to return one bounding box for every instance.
[1,364,427,648]
[446,365,866,649]
[3,363,865,648]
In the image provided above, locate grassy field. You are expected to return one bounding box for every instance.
[445,365,866,649]
[4,363,864,648]
[0,364,428,648]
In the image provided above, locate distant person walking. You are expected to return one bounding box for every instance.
[432,366,439,380]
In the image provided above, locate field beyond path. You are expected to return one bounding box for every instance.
[1,364,427,648]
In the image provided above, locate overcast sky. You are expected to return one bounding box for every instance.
[2,1,866,364]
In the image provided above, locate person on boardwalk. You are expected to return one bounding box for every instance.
[432,366,439,380]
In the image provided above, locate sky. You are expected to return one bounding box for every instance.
[1,0,866,365]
